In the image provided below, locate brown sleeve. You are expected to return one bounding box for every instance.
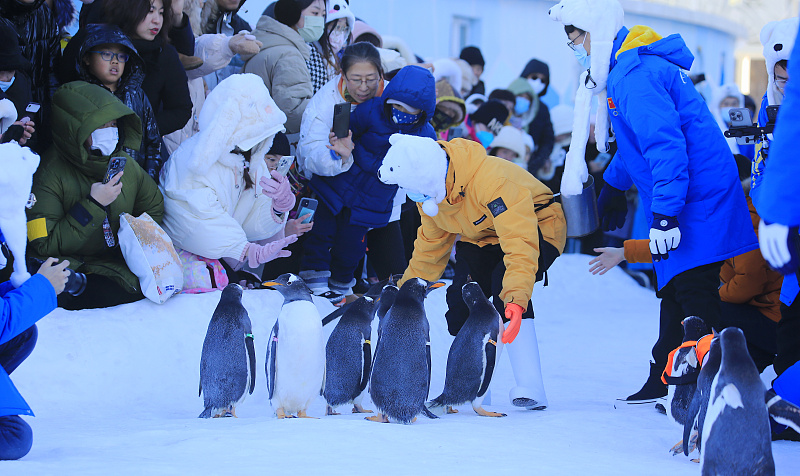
[718,250,770,304]
[623,239,653,264]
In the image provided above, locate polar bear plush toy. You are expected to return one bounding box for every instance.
[377,134,448,217]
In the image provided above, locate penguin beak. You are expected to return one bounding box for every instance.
[261,281,283,289]
[428,282,446,290]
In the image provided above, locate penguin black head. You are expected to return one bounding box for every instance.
[262,273,314,303]
[719,327,758,375]
[461,281,489,309]
[681,316,709,343]
[220,283,244,303]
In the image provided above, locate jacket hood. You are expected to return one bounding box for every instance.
[616,26,694,71]
[254,14,309,60]
[760,17,798,106]
[381,65,436,119]
[77,24,145,91]
[50,81,142,178]
[0,0,45,14]
[440,138,486,206]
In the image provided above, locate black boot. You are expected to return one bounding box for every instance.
[623,361,668,403]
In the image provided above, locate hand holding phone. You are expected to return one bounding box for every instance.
[21,102,40,124]
[103,156,127,184]
[90,171,124,207]
[275,156,294,176]
[332,102,350,139]
[296,197,318,224]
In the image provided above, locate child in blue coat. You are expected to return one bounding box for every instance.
[0,229,68,460]
[302,65,437,298]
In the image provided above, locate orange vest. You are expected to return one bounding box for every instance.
[661,334,714,385]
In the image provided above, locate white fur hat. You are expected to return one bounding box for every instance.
[760,17,799,106]
[326,0,355,33]
[549,104,575,137]
[378,134,448,217]
[490,126,527,160]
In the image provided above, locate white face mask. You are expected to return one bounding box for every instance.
[528,78,546,95]
[90,127,119,156]
[329,30,348,54]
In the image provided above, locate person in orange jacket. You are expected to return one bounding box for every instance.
[377,134,567,410]
[590,194,783,372]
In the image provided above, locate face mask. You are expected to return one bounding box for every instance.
[514,96,531,116]
[528,78,546,95]
[475,130,494,149]
[391,108,419,125]
[298,15,325,42]
[90,127,119,156]
[431,108,456,132]
[573,43,591,70]
[406,191,431,203]
[0,76,14,92]
[512,157,528,168]
[720,107,734,124]
[328,30,348,54]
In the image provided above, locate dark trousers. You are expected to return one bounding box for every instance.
[365,221,407,280]
[0,325,37,461]
[300,201,369,284]
[399,203,422,263]
[651,261,723,367]
[775,297,800,376]
[444,237,560,337]
[57,275,141,311]
[720,301,778,372]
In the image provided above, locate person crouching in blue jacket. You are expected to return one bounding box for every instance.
[0,230,69,460]
[301,65,437,299]
[550,0,758,403]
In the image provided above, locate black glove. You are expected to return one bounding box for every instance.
[0,124,24,144]
[597,184,627,231]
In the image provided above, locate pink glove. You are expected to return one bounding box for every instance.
[243,235,298,267]
[259,170,296,212]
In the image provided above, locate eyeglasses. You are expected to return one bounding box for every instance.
[567,32,586,51]
[91,51,130,63]
[331,25,349,34]
[346,75,380,87]
[776,79,788,91]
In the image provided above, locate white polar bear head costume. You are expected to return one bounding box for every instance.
[761,17,799,107]
[549,0,624,196]
[378,134,448,217]
[0,142,41,287]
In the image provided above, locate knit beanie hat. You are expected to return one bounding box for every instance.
[488,89,516,105]
[435,79,466,126]
[274,0,316,27]
[0,21,29,72]
[267,131,290,156]
[470,100,509,134]
[521,59,549,80]
[760,17,799,106]
[459,46,485,67]
[490,126,527,160]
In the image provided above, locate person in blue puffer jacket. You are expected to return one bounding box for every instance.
[549,0,757,403]
[301,64,436,297]
[0,230,68,460]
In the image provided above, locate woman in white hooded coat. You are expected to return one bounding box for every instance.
[710,82,754,160]
[160,74,298,270]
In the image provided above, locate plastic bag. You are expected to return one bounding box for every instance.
[118,213,183,303]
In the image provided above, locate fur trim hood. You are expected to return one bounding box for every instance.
[761,17,799,106]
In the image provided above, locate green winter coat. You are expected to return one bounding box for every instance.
[26,81,164,295]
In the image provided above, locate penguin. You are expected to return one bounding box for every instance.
[665,316,709,427]
[700,327,774,476]
[368,278,443,424]
[765,388,800,434]
[682,334,721,458]
[429,281,505,417]
[323,295,378,415]
[263,273,325,419]
[198,283,256,418]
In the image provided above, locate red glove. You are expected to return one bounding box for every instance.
[259,170,295,212]
[243,235,298,267]
[502,303,524,344]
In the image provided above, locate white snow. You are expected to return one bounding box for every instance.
[3,255,798,474]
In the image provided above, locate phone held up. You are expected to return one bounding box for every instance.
[103,156,127,185]
[21,102,40,124]
[332,102,350,139]
[296,197,318,224]
[276,155,295,176]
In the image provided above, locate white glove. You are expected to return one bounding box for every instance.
[649,214,681,262]
[759,220,793,270]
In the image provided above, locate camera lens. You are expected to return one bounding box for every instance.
[64,270,87,297]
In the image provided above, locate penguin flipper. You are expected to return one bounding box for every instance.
[682,387,703,455]
[766,388,800,433]
[321,304,348,326]
[359,336,372,394]
[266,321,279,400]
[477,339,498,398]
[245,334,256,395]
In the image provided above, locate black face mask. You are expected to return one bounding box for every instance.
[431,108,457,132]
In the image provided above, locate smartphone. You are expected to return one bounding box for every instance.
[21,102,40,123]
[276,155,294,176]
[103,156,127,184]
[332,102,350,139]
[728,107,753,145]
[296,197,318,224]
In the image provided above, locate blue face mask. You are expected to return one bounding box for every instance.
[392,107,419,125]
[476,130,495,149]
[573,43,591,70]
[406,191,431,203]
[0,76,15,92]
[514,96,531,115]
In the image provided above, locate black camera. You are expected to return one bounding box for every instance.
[27,257,87,297]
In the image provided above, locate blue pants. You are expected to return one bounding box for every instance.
[300,201,369,284]
[0,325,37,460]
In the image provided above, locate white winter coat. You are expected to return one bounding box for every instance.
[160,74,288,260]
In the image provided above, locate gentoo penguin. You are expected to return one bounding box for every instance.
[368,278,443,424]
[324,295,378,415]
[700,328,774,476]
[665,316,709,427]
[682,334,721,457]
[263,273,325,419]
[429,281,505,417]
[199,284,256,418]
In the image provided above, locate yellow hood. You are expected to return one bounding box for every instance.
[616,25,663,59]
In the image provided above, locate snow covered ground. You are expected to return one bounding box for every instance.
[2,255,798,475]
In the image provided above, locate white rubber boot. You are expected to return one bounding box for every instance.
[506,319,548,410]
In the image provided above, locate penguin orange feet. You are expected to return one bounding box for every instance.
[669,440,684,456]
[326,405,341,416]
[366,413,390,423]
[352,403,373,414]
[297,410,318,419]
[474,406,507,417]
[276,408,289,419]
[446,406,459,414]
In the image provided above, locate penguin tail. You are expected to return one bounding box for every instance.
[428,395,445,408]
[422,405,440,419]
[199,407,213,419]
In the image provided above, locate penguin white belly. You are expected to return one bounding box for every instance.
[274,301,325,413]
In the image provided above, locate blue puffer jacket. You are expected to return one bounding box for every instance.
[310,66,437,228]
[0,274,56,417]
[603,26,758,289]
[754,21,800,306]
